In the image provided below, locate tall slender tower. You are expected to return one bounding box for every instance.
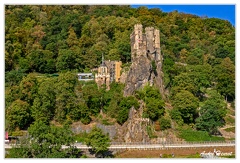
[130,24,146,61]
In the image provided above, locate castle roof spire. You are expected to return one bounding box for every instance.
[101,53,105,66]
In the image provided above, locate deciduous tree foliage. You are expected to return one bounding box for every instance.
[5,5,235,140]
[85,126,111,157]
[6,99,32,132]
[136,85,165,121]
[195,91,227,134]
[54,72,78,123]
[19,73,38,105]
[31,78,56,123]
[171,90,199,124]
[8,121,81,158]
[117,96,139,125]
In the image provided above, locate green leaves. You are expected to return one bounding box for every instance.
[145,98,165,121]
[85,126,110,157]
[172,90,199,124]
[56,49,81,72]
[136,85,165,121]
[6,99,31,131]
[117,96,139,125]
[195,90,227,134]
[8,120,79,158]
[19,73,38,105]
[31,78,56,123]
[159,117,171,130]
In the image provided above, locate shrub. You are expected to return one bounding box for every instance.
[159,117,171,130]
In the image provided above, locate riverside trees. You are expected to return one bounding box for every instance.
[7,121,81,158]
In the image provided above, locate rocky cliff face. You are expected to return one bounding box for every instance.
[123,55,152,96]
[123,54,165,99]
[119,100,151,143]
[154,61,166,99]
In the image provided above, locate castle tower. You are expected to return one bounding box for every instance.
[130,24,161,62]
[130,24,146,61]
[145,27,155,54]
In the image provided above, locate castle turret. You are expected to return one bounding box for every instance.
[130,24,146,61]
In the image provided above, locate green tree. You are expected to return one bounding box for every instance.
[69,102,91,125]
[54,72,78,123]
[169,108,184,125]
[172,72,197,96]
[213,57,235,101]
[159,117,171,130]
[172,90,199,124]
[136,85,165,121]
[117,96,139,125]
[19,73,38,105]
[195,91,227,135]
[5,69,26,87]
[102,82,124,117]
[85,126,111,158]
[31,78,56,123]
[145,98,165,121]
[6,99,32,132]
[8,121,81,158]
[66,26,79,47]
[114,30,132,63]
[56,49,81,72]
[5,85,21,109]
[82,82,102,116]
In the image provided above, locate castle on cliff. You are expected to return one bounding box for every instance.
[95,24,163,93]
[130,24,161,62]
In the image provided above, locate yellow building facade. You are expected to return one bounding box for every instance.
[95,55,122,90]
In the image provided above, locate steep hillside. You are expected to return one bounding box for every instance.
[5,5,235,142]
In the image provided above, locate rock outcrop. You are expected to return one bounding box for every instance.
[123,100,151,143]
[123,24,165,98]
[123,55,152,96]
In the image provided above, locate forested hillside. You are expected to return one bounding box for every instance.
[5,5,235,144]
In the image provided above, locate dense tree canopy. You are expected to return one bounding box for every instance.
[6,99,31,132]
[171,90,199,124]
[195,91,227,134]
[5,5,235,149]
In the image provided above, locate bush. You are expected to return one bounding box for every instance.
[151,61,157,72]
[146,125,157,138]
[74,132,88,143]
[170,109,184,125]
[81,116,91,125]
[159,117,171,130]
[116,108,128,125]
